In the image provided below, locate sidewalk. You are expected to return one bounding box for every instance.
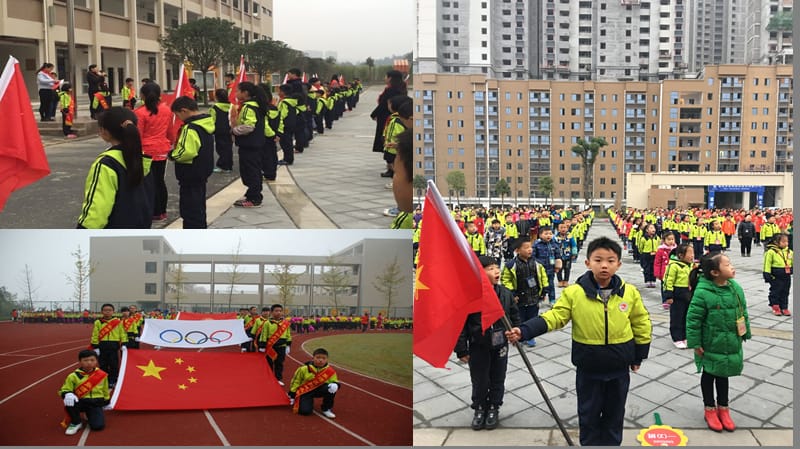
[167,87,396,229]
[413,218,793,446]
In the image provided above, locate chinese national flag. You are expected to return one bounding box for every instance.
[110,348,289,410]
[413,181,505,368]
[228,55,246,104]
[0,56,50,212]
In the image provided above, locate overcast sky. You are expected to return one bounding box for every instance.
[0,229,407,306]
[273,0,415,63]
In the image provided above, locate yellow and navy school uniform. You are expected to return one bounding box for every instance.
[121,85,136,109]
[391,211,414,229]
[59,367,110,428]
[383,112,406,164]
[465,230,486,256]
[209,101,233,171]
[289,361,339,415]
[169,113,214,229]
[516,271,650,446]
[234,99,266,203]
[58,90,74,135]
[91,89,111,114]
[501,255,548,306]
[261,104,280,181]
[760,222,781,243]
[310,87,327,133]
[689,223,707,257]
[77,147,152,229]
[763,242,793,310]
[637,233,660,283]
[258,318,292,381]
[704,229,726,253]
[663,257,692,341]
[91,317,128,385]
[277,96,300,163]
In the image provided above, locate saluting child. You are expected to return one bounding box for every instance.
[288,348,339,419]
[59,349,110,435]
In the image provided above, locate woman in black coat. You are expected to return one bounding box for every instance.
[370,70,407,154]
[737,215,756,257]
[86,64,105,119]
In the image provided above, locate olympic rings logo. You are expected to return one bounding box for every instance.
[158,329,234,344]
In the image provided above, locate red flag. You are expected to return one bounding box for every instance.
[228,55,246,104]
[176,311,238,320]
[302,72,307,83]
[174,62,194,99]
[413,181,505,368]
[282,73,289,85]
[0,56,50,212]
[110,348,289,410]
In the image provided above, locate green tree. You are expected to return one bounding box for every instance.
[159,17,240,104]
[225,239,244,311]
[445,170,466,206]
[0,286,20,319]
[168,258,187,309]
[538,176,555,206]
[372,257,406,318]
[365,57,375,81]
[767,11,792,31]
[270,262,302,311]
[571,137,608,207]
[495,178,511,207]
[413,175,427,207]
[319,257,351,315]
[65,246,95,312]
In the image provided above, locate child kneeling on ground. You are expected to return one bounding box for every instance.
[59,349,111,435]
[455,255,521,430]
[288,348,339,419]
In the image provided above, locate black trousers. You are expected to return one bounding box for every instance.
[178,181,207,229]
[215,134,233,170]
[150,160,168,216]
[293,124,307,152]
[669,294,690,341]
[324,108,334,129]
[262,139,278,180]
[557,259,573,283]
[576,369,629,446]
[314,113,325,133]
[279,133,294,164]
[124,332,139,349]
[700,371,729,407]
[724,235,732,249]
[266,345,287,381]
[238,145,263,202]
[767,273,791,309]
[739,237,752,256]
[297,383,337,415]
[640,253,656,283]
[468,343,509,409]
[98,341,121,384]
[39,89,55,120]
[65,398,105,429]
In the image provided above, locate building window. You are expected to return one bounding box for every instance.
[145,262,157,273]
[145,283,157,295]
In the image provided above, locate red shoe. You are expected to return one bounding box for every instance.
[782,309,791,316]
[704,407,723,432]
[717,407,736,432]
[772,305,782,316]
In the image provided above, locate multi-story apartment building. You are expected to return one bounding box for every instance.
[744,0,793,64]
[414,64,792,208]
[88,235,413,317]
[0,0,273,98]
[416,0,690,81]
[688,0,747,70]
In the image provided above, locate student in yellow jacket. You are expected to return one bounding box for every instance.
[59,349,110,435]
[90,304,127,387]
[257,304,292,385]
[763,233,793,316]
[288,347,339,418]
[663,243,695,348]
[506,237,651,446]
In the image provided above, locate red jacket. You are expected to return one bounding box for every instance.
[654,244,675,280]
[134,103,175,161]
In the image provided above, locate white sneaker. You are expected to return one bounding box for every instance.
[278,380,285,386]
[321,409,336,419]
[65,422,83,435]
[674,340,687,349]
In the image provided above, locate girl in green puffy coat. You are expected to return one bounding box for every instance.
[686,252,751,434]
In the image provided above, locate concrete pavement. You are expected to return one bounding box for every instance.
[413,218,794,446]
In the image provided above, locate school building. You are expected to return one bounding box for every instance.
[0,0,273,98]
[88,235,413,318]
[414,64,793,209]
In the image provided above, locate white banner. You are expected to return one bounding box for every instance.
[140,319,249,349]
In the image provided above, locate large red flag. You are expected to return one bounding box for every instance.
[413,181,505,368]
[0,56,50,212]
[110,348,289,410]
[228,55,246,104]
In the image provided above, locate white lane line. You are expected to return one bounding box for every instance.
[298,340,412,390]
[287,353,411,411]
[204,410,231,446]
[0,362,75,405]
[312,411,375,446]
[76,425,90,446]
[0,338,87,355]
[0,346,85,371]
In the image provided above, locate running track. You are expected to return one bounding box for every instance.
[0,323,412,446]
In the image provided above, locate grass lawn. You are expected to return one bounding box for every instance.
[301,332,412,388]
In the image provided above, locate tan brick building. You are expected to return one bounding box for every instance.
[414,64,792,208]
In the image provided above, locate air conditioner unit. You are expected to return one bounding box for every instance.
[253,12,259,17]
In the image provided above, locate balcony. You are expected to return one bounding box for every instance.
[678,124,701,134]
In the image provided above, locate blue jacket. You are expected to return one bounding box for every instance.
[533,239,560,274]
[555,233,578,261]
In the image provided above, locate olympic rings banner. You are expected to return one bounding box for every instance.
[140,319,249,349]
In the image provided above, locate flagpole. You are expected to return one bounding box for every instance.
[501,315,574,446]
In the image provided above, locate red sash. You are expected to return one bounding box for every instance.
[96,318,121,342]
[265,319,291,360]
[122,316,137,332]
[60,369,108,428]
[94,92,109,110]
[292,365,336,414]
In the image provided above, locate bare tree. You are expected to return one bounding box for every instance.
[319,256,351,315]
[168,257,187,309]
[65,246,96,312]
[270,261,302,312]
[372,257,406,319]
[226,238,245,310]
[18,264,40,311]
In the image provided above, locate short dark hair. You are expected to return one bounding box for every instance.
[514,238,531,250]
[261,306,270,312]
[288,68,302,76]
[214,88,229,103]
[120,306,130,313]
[171,96,198,112]
[312,348,329,356]
[478,255,498,268]
[78,349,98,360]
[225,73,235,79]
[189,78,196,84]
[271,304,283,311]
[538,226,553,235]
[586,237,622,259]
[101,303,114,311]
[141,78,152,84]
[125,77,134,83]
[89,64,97,70]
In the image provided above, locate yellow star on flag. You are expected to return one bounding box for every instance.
[414,265,430,301]
[186,366,196,373]
[178,384,187,390]
[188,377,198,384]
[137,360,167,380]
[174,358,184,365]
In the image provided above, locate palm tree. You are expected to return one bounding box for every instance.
[571,137,608,207]
[495,179,511,207]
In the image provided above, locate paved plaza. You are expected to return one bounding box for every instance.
[413,218,794,446]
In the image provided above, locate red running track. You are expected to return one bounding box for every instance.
[0,323,412,446]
